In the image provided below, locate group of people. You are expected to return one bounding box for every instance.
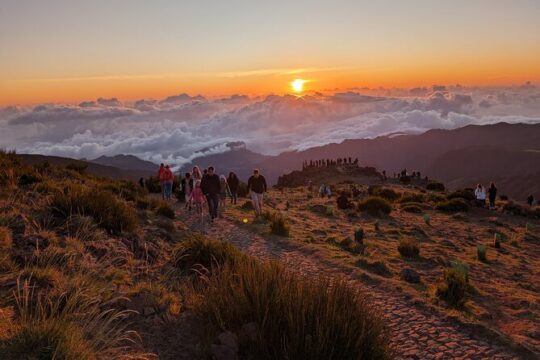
[157,164,268,223]
[474,182,498,209]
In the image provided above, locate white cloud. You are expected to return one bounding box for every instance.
[1,85,539,166]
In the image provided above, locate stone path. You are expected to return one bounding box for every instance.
[179,209,525,360]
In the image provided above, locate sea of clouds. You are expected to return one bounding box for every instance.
[1,83,539,167]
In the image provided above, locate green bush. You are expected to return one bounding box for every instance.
[266,211,290,237]
[325,206,334,216]
[156,203,175,219]
[493,233,502,248]
[357,197,392,217]
[398,193,425,204]
[370,187,400,202]
[423,214,431,226]
[169,235,242,276]
[397,239,420,258]
[436,266,468,307]
[197,259,390,360]
[436,198,469,213]
[49,185,137,235]
[447,189,475,201]
[477,245,487,262]
[426,182,445,191]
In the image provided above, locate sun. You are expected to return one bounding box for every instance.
[291,79,305,93]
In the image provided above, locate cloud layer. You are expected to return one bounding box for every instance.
[1,85,539,167]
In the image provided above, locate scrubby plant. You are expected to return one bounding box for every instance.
[65,215,99,243]
[156,203,175,219]
[49,185,137,235]
[436,198,469,213]
[493,233,502,248]
[325,206,334,216]
[370,187,400,202]
[374,221,380,231]
[436,264,469,307]
[447,189,475,201]
[450,260,469,282]
[502,201,529,217]
[241,200,254,210]
[266,211,290,237]
[168,234,243,276]
[423,214,431,226]
[0,225,12,249]
[354,228,364,243]
[196,259,390,359]
[398,193,425,204]
[18,173,42,186]
[400,203,423,213]
[397,239,420,258]
[0,281,136,359]
[426,182,445,191]
[477,245,487,262]
[357,197,392,217]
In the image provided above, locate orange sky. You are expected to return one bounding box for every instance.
[1,0,539,105]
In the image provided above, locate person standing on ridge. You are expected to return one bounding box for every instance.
[163,165,174,200]
[488,182,497,209]
[201,166,220,222]
[475,183,486,207]
[181,172,194,211]
[218,175,232,216]
[227,171,239,205]
[247,169,267,217]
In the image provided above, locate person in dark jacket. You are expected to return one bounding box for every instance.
[488,182,497,209]
[336,191,352,210]
[201,166,220,221]
[227,171,240,205]
[247,169,267,217]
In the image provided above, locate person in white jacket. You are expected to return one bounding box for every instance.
[475,184,486,207]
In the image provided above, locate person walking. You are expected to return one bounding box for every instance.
[163,165,174,200]
[158,163,166,199]
[192,166,202,181]
[181,172,194,211]
[201,166,220,222]
[247,169,267,217]
[219,175,232,216]
[189,180,205,224]
[227,171,239,205]
[475,183,486,207]
[488,182,497,209]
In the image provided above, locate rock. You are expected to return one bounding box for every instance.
[212,331,239,360]
[400,268,421,283]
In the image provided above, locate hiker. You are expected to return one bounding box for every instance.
[189,180,205,223]
[181,172,194,211]
[527,194,535,207]
[219,175,232,216]
[382,170,387,181]
[192,166,202,181]
[474,184,486,207]
[227,172,239,205]
[158,163,166,199]
[325,185,332,198]
[350,184,360,199]
[319,184,326,198]
[201,166,220,222]
[247,169,267,217]
[163,165,174,200]
[337,191,352,210]
[488,182,497,209]
[138,177,144,188]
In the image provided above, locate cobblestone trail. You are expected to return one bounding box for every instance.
[181,211,523,360]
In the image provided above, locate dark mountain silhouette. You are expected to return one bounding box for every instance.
[18,154,154,180]
[90,154,158,172]
[185,123,540,200]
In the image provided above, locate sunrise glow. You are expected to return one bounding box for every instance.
[291,79,306,93]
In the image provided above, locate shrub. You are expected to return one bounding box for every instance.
[144,176,161,193]
[493,233,502,248]
[400,203,423,213]
[423,214,431,226]
[371,187,400,202]
[398,193,425,204]
[354,228,364,243]
[49,185,137,235]
[135,197,150,209]
[447,189,475,201]
[397,239,420,258]
[325,206,334,216]
[436,267,468,307]
[357,197,392,217]
[374,221,380,231]
[18,173,41,186]
[169,235,242,276]
[241,200,254,210]
[436,198,469,213]
[267,211,290,237]
[426,182,445,191]
[156,203,175,219]
[477,245,487,262]
[502,201,528,217]
[0,225,12,249]
[197,259,390,359]
[64,215,99,243]
[0,281,136,358]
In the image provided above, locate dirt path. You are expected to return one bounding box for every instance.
[175,204,526,360]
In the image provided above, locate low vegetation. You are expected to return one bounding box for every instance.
[265,211,291,237]
[357,197,392,217]
[435,198,469,213]
[436,262,470,307]
[397,239,420,258]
